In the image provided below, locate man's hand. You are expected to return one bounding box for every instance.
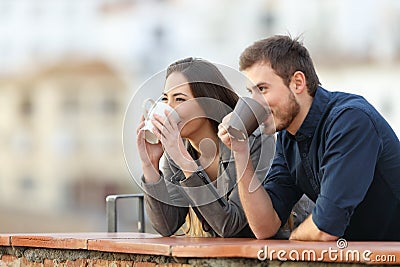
[218,113,250,154]
[289,214,338,241]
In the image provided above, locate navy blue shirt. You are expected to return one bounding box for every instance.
[264,87,400,241]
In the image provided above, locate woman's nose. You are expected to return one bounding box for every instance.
[167,100,177,109]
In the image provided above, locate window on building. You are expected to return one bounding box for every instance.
[19,175,36,193]
[21,95,33,117]
[100,93,119,115]
[62,90,80,117]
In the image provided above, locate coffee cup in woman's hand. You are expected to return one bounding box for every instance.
[142,98,180,144]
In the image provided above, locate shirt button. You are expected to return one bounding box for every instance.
[302,153,307,157]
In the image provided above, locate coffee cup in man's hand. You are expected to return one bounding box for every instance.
[227,97,269,141]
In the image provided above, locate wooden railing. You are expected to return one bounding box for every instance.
[1,232,399,266]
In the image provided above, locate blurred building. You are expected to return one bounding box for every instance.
[0,0,399,232]
[0,59,133,216]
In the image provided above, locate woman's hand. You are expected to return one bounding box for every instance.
[136,115,164,169]
[152,111,196,172]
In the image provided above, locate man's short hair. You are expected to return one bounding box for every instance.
[239,35,320,96]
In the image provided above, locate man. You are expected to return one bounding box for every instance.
[218,35,400,241]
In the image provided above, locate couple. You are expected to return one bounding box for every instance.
[136,35,400,241]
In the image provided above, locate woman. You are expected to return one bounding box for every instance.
[136,58,302,237]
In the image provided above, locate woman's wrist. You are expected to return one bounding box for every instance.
[141,160,158,169]
[168,149,195,170]
[141,162,161,183]
[178,159,198,173]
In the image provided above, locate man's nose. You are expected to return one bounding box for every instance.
[251,93,266,106]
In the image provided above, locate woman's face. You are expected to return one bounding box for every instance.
[163,72,208,138]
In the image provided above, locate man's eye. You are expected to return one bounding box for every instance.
[258,86,268,92]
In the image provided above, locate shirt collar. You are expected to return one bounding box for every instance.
[288,86,330,141]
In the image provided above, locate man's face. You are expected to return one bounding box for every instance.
[244,62,300,132]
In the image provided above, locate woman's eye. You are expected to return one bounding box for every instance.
[161,97,168,102]
[176,97,186,102]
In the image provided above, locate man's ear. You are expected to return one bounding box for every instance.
[291,71,306,94]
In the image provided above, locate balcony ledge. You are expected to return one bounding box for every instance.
[1,232,399,266]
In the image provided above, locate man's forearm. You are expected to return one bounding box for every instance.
[234,150,281,239]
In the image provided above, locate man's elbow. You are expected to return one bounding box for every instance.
[254,230,276,240]
[252,224,280,239]
[252,215,281,239]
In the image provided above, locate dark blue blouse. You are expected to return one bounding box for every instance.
[264,87,400,240]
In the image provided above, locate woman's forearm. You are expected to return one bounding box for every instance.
[141,162,161,183]
[142,166,189,236]
[144,193,188,236]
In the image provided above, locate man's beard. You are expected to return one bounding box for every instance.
[274,90,300,132]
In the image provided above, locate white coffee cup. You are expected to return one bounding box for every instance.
[142,98,180,144]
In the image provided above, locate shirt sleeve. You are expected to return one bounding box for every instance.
[264,133,303,227]
[313,108,382,236]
